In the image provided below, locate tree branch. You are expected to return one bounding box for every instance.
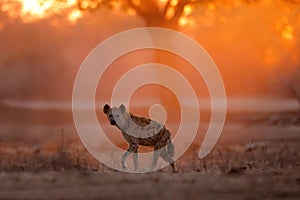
[170,0,191,25]
[162,0,172,17]
[125,0,148,19]
[77,0,106,11]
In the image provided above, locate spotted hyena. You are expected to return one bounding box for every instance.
[103,104,176,172]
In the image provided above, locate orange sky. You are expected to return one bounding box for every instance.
[1,0,298,50]
[0,0,299,97]
[1,0,298,43]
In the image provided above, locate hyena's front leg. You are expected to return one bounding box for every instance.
[121,144,138,171]
[121,151,131,170]
[133,151,138,171]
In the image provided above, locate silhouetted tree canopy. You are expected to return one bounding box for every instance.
[75,0,299,29]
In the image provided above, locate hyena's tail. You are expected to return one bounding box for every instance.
[167,141,175,158]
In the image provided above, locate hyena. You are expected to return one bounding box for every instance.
[103,104,176,172]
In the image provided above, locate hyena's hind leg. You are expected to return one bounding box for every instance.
[160,142,176,172]
[121,144,138,171]
[152,142,176,172]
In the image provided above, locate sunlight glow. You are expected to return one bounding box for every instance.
[275,16,295,41]
[0,0,298,45]
[79,0,90,9]
[165,6,175,19]
[22,0,52,16]
[179,16,195,27]
[1,0,82,23]
[127,8,136,16]
[208,2,216,11]
[110,0,122,10]
[183,4,195,16]
[170,0,178,7]
[158,0,168,8]
[281,24,294,40]
[179,17,188,26]
[132,0,141,6]
[68,10,83,23]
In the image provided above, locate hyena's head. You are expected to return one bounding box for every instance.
[103,104,127,127]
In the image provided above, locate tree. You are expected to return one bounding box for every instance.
[77,0,197,29]
[75,0,222,29]
[75,0,298,29]
[73,0,300,109]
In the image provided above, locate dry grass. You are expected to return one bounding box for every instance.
[0,130,299,174]
[0,108,299,174]
[0,129,101,172]
[0,112,299,199]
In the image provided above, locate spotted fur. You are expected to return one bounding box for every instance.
[103,104,176,172]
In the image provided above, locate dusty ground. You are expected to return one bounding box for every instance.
[0,169,299,200]
[0,104,299,199]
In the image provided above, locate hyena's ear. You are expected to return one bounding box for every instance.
[119,104,126,113]
[103,104,110,114]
